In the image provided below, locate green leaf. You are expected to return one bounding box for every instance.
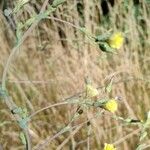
[106,80,113,93]
[0,86,8,98]
[94,98,108,107]
[13,0,29,13]
[16,22,23,42]
[140,131,147,141]
[19,132,26,145]
[18,117,30,129]
[98,42,116,53]
[12,107,23,114]
[95,33,110,42]
[136,144,147,150]
[21,108,28,118]
[23,16,36,27]
[52,0,66,8]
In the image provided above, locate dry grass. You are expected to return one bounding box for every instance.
[0,0,150,149]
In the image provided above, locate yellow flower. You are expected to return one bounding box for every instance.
[85,84,99,98]
[104,143,116,150]
[108,32,124,49]
[104,99,118,113]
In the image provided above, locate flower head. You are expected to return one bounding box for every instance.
[103,143,116,150]
[104,99,118,113]
[108,32,124,49]
[85,84,99,98]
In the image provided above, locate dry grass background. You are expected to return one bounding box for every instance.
[0,0,150,149]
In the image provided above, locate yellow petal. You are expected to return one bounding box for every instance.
[104,143,117,150]
[104,99,118,113]
[108,32,124,49]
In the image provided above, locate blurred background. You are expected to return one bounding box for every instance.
[0,0,150,149]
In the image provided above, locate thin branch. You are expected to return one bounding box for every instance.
[47,16,81,30]
[56,126,82,150]
[2,7,47,89]
[29,101,68,119]
[113,128,141,145]
[1,0,57,150]
[33,111,104,150]
[26,77,150,121]
[87,125,91,150]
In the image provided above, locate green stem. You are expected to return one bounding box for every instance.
[1,0,65,149]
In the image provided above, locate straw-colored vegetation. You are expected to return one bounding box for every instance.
[0,0,150,149]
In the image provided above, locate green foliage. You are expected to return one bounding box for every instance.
[139,111,150,141]
[12,107,29,129]
[140,131,147,141]
[0,85,8,98]
[13,0,30,14]
[106,80,113,93]
[136,144,147,150]
[95,33,111,42]
[98,42,116,53]
[52,0,66,8]
[16,22,23,43]
[19,132,26,145]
